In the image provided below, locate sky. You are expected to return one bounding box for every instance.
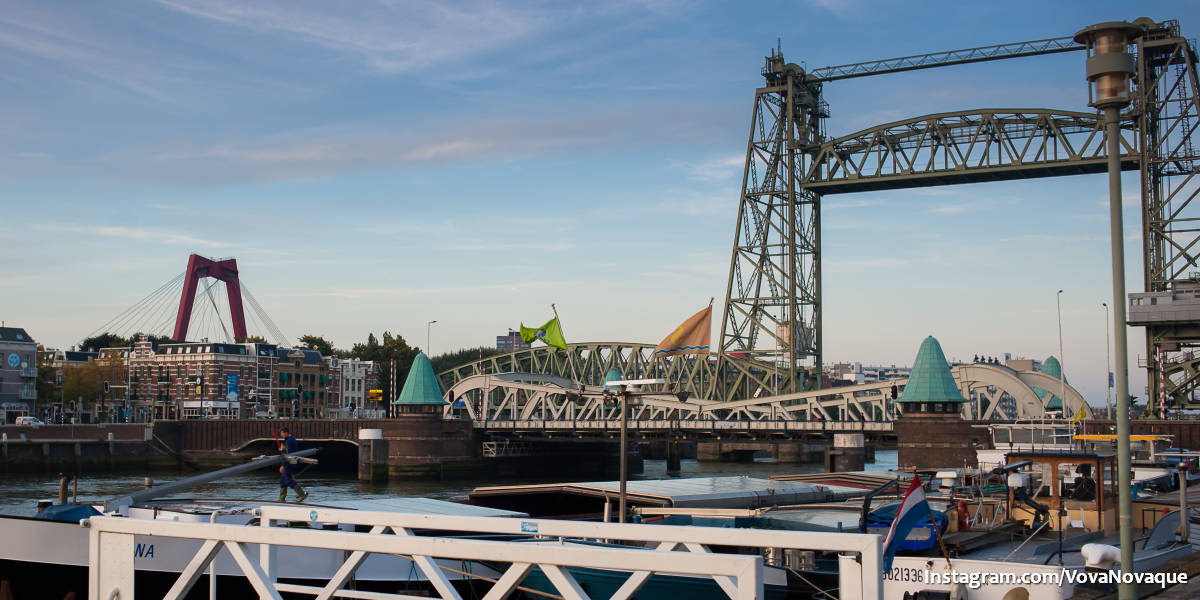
[2,0,1198,406]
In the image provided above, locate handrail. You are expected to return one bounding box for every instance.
[258,505,882,600]
[87,513,765,600]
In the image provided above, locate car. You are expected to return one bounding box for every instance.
[14,416,45,426]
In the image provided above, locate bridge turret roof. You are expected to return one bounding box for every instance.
[896,336,968,404]
[1036,355,1065,409]
[396,352,444,405]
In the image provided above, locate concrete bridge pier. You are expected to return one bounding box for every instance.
[825,433,865,472]
[667,438,681,474]
[357,429,388,483]
[696,439,826,463]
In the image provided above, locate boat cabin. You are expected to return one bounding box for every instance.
[1005,449,1117,534]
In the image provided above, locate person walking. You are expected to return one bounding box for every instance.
[277,427,308,502]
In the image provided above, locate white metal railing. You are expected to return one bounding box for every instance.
[87,511,771,600]
[257,506,882,600]
[473,418,893,432]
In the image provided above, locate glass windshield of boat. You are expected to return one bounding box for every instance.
[992,426,1071,447]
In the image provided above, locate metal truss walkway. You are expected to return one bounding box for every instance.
[442,351,1086,430]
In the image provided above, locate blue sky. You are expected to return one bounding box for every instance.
[2,0,1196,405]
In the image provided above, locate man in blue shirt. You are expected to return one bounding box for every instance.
[278,427,308,502]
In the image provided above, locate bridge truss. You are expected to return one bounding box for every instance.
[441,345,1085,429]
[441,18,1199,414]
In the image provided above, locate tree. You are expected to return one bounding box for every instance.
[298,334,348,358]
[80,332,131,352]
[430,347,505,375]
[35,346,58,413]
[236,335,268,343]
[351,331,420,399]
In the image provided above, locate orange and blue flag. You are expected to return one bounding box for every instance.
[653,302,712,357]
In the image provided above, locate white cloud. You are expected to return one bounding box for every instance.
[675,154,744,183]
[929,203,973,215]
[154,1,542,73]
[33,222,234,249]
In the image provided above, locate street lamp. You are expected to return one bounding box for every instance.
[603,378,666,523]
[1074,21,1144,599]
[427,320,438,356]
[1056,289,1065,413]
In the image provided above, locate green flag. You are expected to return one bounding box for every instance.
[520,317,568,350]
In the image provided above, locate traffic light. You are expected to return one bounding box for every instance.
[890,385,898,400]
[196,377,203,395]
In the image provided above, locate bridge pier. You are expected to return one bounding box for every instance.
[696,439,826,464]
[357,429,388,483]
[824,433,865,472]
[667,438,681,473]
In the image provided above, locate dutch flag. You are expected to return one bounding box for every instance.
[882,475,933,571]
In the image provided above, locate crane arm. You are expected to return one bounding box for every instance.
[810,36,1081,82]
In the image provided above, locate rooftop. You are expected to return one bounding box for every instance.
[896,336,968,404]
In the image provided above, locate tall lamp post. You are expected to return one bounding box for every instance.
[1103,302,1112,418]
[426,320,437,357]
[1074,22,1144,599]
[603,378,665,523]
[1057,289,1066,412]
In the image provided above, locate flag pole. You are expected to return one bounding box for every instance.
[552,304,580,385]
[916,469,953,569]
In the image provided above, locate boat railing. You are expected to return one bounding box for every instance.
[87,510,768,600]
[255,504,884,600]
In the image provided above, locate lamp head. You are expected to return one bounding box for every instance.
[1073,22,1145,109]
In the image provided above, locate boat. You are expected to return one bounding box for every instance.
[0,451,523,599]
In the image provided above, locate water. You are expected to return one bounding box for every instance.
[0,450,898,516]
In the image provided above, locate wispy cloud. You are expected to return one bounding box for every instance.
[154,1,542,73]
[294,280,561,300]
[33,222,232,249]
[675,154,743,183]
[124,102,724,184]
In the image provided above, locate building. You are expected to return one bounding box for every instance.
[0,327,37,423]
[328,356,377,417]
[496,330,530,352]
[395,352,444,414]
[895,336,977,470]
[275,347,332,419]
[127,336,263,420]
[828,362,911,385]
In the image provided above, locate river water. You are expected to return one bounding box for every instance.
[0,450,898,516]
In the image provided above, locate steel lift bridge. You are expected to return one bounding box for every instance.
[443,17,1199,423]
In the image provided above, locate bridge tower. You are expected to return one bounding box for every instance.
[172,254,248,342]
[1131,19,1200,414]
[720,51,827,394]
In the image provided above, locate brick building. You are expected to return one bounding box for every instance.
[127,336,264,419]
[0,326,37,423]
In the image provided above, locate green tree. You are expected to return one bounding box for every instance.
[35,346,58,414]
[80,332,131,352]
[351,331,420,400]
[298,334,348,357]
[430,347,505,375]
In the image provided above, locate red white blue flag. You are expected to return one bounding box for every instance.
[882,475,931,571]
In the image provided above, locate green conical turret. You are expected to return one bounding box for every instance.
[896,336,968,405]
[395,352,444,405]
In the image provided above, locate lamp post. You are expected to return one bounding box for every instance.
[1057,289,1066,413]
[1103,302,1112,419]
[604,378,665,523]
[426,320,437,357]
[1074,21,1144,599]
